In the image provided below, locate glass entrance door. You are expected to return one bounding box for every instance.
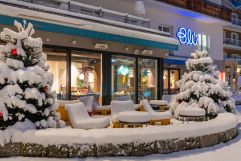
[138,58,157,101]
[111,55,136,102]
[71,50,102,104]
[164,68,180,94]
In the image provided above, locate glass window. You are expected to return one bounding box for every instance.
[170,69,179,94]
[71,50,102,104]
[111,55,136,102]
[164,68,180,94]
[45,48,67,100]
[164,69,169,94]
[138,58,157,101]
[196,34,210,51]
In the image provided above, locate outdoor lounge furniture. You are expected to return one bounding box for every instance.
[111,100,151,128]
[80,95,111,115]
[115,95,132,101]
[140,99,172,125]
[79,96,94,114]
[118,111,150,128]
[65,102,110,129]
[149,100,169,112]
[57,100,80,122]
[177,107,206,123]
[93,104,111,115]
[162,94,173,103]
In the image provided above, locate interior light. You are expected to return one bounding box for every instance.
[79,73,84,80]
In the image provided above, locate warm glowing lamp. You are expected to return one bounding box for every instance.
[79,73,84,80]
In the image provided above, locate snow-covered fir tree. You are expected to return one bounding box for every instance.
[0,20,65,129]
[171,51,236,117]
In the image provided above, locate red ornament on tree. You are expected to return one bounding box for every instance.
[11,49,17,56]
[42,86,48,93]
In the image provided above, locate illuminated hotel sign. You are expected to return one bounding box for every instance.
[176,28,198,46]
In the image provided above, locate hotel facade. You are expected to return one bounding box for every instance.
[0,0,237,105]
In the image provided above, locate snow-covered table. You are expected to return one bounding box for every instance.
[177,107,206,123]
[118,111,151,128]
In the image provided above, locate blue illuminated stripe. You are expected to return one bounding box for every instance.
[164,59,186,65]
[0,15,178,50]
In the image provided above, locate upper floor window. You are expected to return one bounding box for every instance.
[196,34,210,51]
[231,32,239,40]
[158,24,171,35]
[232,13,238,20]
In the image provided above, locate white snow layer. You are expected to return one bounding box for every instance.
[0,113,235,146]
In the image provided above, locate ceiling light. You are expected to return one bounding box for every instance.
[142,50,153,55]
[72,40,77,45]
[94,43,108,49]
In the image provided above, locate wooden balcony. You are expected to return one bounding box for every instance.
[158,0,232,21]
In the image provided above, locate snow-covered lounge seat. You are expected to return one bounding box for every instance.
[162,94,173,103]
[115,95,132,101]
[65,102,110,129]
[140,99,172,125]
[111,100,151,128]
[79,96,94,114]
[57,100,80,122]
[93,103,111,115]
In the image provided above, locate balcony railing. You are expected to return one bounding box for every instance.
[158,0,232,21]
[17,0,150,28]
[224,57,241,65]
[232,18,241,26]
[223,38,241,47]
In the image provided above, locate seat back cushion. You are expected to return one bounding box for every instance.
[65,102,90,128]
[111,100,135,116]
[79,96,94,112]
[57,100,79,107]
[116,95,132,101]
[140,99,155,113]
[162,94,173,103]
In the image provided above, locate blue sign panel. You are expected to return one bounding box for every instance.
[176,27,198,45]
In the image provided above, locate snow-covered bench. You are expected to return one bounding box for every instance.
[111,100,151,128]
[57,100,80,121]
[140,99,172,125]
[65,102,110,129]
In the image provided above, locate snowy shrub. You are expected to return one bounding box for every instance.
[171,51,236,117]
[0,20,65,129]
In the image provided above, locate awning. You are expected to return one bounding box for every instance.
[0,2,179,51]
[164,57,187,65]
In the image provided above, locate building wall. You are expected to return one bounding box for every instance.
[73,0,225,61]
